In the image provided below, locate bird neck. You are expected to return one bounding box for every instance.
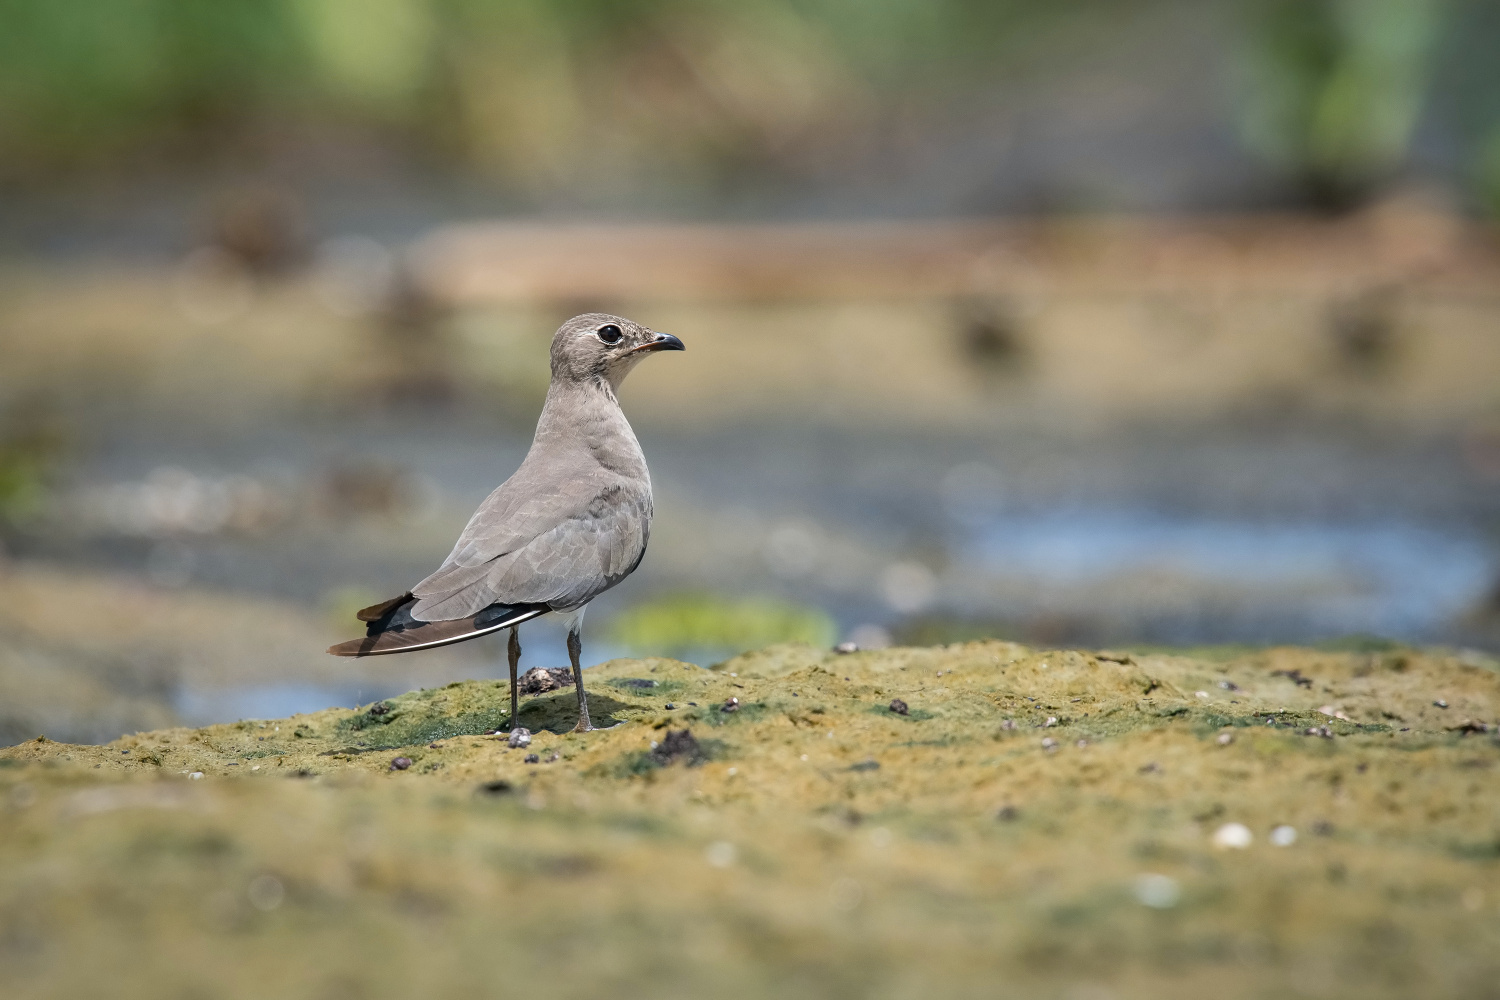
[534,379,648,479]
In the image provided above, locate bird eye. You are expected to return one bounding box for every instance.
[597,324,623,344]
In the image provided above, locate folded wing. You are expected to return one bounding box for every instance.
[410,469,651,621]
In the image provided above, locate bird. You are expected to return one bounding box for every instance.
[328,313,684,733]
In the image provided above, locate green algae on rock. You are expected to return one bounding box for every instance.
[2,642,1498,1000]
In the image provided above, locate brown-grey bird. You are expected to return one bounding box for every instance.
[329,313,684,732]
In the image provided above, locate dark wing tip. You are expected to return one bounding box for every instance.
[328,637,374,657]
[356,592,413,623]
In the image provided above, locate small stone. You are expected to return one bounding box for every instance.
[1195,691,1210,699]
[888,698,909,716]
[390,757,411,771]
[1217,732,1234,745]
[518,667,574,695]
[1134,873,1180,909]
[834,641,859,654]
[1218,679,1239,691]
[1041,738,1058,751]
[665,703,676,710]
[704,841,736,867]
[652,729,704,766]
[507,728,532,749]
[524,754,540,764]
[995,805,1020,822]
[1304,725,1333,739]
[188,771,204,780]
[849,758,881,772]
[1000,719,1016,730]
[1043,717,1058,727]
[1269,825,1297,847]
[1212,822,1253,849]
[368,703,389,717]
[1434,698,1449,709]
[720,697,740,713]
[428,742,442,749]
[544,753,560,763]
[1075,739,1088,748]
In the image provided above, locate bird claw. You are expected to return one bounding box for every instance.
[571,719,624,733]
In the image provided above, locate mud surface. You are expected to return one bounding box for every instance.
[2,642,1498,999]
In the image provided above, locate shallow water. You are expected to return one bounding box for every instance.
[12,411,1499,730]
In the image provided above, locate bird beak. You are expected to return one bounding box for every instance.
[630,332,685,354]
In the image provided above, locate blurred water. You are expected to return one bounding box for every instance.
[13,412,1499,734]
[963,512,1496,642]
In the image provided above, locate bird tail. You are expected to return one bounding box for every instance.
[328,593,549,656]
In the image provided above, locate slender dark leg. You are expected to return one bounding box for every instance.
[568,628,592,732]
[507,626,521,730]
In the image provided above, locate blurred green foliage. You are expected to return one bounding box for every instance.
[0,423,62,529]
[606,593,837,657]
[0,0,1497,210]
[1236,0,1442,208]
[0,0,1115,187]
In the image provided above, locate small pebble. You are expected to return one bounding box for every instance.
[1075,739,1088,748]
[524,754,540,764]
[1134,874,1180,909]
[995,805,1020,822]
[390,757,412,771]
[1195,691,1210,699]
[665,703,676,710]
[508,728,532,749]
[1269,825,1298,847]
[1218,679,1239,691]
[1434,699,1449,709]
[888,698,909,716]
[1304,725,1333,739]
[721,697,740,713]
[1217,732,1234,745]
[1040,738,1057,751]
[834,641,859,654]
[1000,719,1016,730]
[849,759,880,772]
[188,772,204,780]
[544,753,560,763]
[1043,717,1058,728]
[1212,822,1253,849]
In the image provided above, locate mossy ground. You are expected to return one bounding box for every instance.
[2,642,1498,999]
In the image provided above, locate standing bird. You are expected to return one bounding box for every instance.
[329,314,684,732]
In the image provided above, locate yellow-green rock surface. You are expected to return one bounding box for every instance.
[2,642,1498,999]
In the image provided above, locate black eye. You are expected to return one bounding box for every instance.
[597,324,623,344]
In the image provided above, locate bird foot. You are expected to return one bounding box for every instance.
[571,719,624,733]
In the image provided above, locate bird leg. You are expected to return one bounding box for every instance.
[568,628,592,732]
[507,626,521,730]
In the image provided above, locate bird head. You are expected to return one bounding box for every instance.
[550,313,685,390]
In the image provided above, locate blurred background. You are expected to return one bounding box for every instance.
[2,0,1498,745]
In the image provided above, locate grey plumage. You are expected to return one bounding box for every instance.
[329,313,684,732]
